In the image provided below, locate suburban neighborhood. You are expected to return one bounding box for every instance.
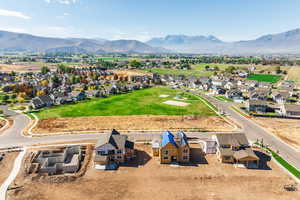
[1,1,300,199]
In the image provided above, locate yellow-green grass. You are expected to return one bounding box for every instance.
[287,66,300,85]
[33,87,217,119]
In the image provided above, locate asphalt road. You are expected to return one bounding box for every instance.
[1,95,300,172]
[0,107,218,148]
[194,91,300,171]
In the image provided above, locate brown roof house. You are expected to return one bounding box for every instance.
[213,133,259,168]
[280,104,300,117]
[94,129,135,169]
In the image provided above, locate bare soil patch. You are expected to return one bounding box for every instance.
[32,115,234,134]
[0,152,18,185]
[0,63,57,73]
[253,117,300,150]
[8,144,300,200]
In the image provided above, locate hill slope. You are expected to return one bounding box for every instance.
[0,30,168,54]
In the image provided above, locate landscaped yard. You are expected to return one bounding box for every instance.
[33,87,216,119]
[247,74,281,83]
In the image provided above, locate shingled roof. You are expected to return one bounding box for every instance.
[215,133,249,147]
[95,129,134,150]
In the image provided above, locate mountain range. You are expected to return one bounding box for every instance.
[0,30,168,54]
[1,28,300,54]
[146,28,300,54]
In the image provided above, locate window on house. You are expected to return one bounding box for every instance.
[183,156,188,160]
[108,150,115,154]
[117,156,122,159]
[183,149,188,153]
[163,156,168,160]
[117,150,122,154]
[164,150,168,155]
[98,151,106,155]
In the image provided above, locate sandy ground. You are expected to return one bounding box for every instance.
[32,115,234,134]
[0,152,18,186]
[0,63,57,73]
[253,117,300,150]
[8,144,300,200]
[109,69,150,76]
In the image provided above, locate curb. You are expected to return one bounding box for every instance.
[0,117,9,133]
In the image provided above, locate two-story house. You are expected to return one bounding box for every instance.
[94,129,135,168]
[158,131,190,164]
[213,133,259,168]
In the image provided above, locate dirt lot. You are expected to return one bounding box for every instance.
[32,115,235,134]
[0,152,18,185]
[8,144,300,200]
[0,63,57,73]
[253,117,300,150]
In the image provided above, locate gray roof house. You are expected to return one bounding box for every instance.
[94,129,135,168]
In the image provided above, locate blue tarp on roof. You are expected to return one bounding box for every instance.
[177,131,188,147]
[161,131,177,147]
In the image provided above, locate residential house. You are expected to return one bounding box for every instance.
[272,90,290,103]
[70,91,86,101]
[213,133,259,168]
[249,89,270,101]
[258,82,272,89]
[94,129,135,167]
[246,100,270,113]
[86,90,100,98]
[158,131,190,164]
[226,89,244,102]
[280,104,300,117]
[31,95,54,109]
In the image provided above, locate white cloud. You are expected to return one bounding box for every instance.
[0,9,31,19]
[45,0,77,5]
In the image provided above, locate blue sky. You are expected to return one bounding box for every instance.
[0,0,299,41]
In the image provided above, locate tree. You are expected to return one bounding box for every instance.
[41,66,50,74]
[41,80,49,87]
[37,90,45,96]
[0,109,3,115]
[129,60,142,68]
[225,66,236,74]
[205,65,210,71]
[17,97,25,103]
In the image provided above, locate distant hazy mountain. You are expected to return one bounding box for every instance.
[147,35,223,53]
[0,30,168,54]
[146,28,300,54]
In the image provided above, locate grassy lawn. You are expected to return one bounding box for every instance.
[214,96,233,102]
[247,74,281,83]
[33,87,216,119]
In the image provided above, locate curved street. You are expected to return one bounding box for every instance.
[1,93,300,173]
[194,91,300,171]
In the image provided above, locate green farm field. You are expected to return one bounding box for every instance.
[33,87,216,119]
[246,74,281,83]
